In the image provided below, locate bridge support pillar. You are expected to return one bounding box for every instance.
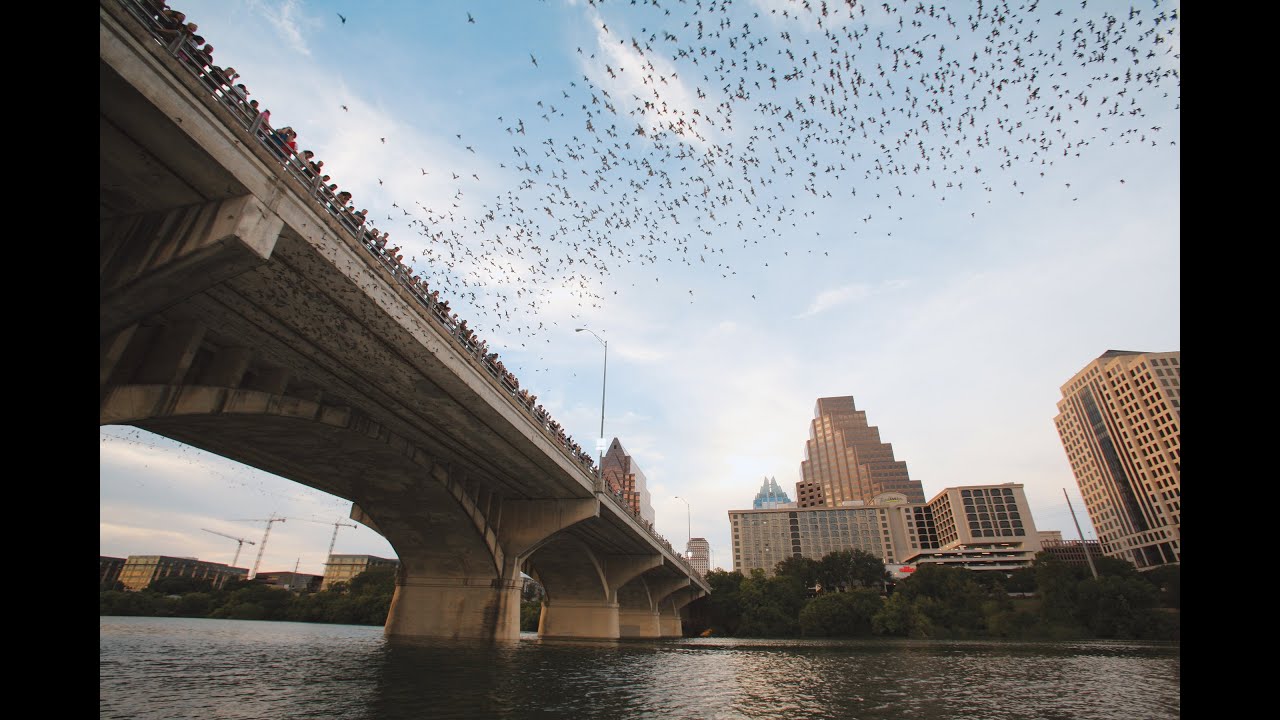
[618,608,662,638]
[658,606,684,638]
[539,600,620,640]
[384,575,522,642]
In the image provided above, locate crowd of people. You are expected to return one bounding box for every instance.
[122,0,621,486]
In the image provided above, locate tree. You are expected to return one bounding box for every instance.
[1074,574,1158,639]
[799,588,883,637]
[702,569,745,635]
[889,565,991,636]
[773,555,820,591]
[1143,565,1180,609]
[736,569,804,637]
[818,549,889,593]
[872,593,936,638]
[520,601,542,631]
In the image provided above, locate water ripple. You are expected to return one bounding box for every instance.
[101,618,1179,719]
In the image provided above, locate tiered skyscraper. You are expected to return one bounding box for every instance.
[799,396,925,505]
[752,476,793,508]
[600,438,655,524]
[1054,350,1180,569]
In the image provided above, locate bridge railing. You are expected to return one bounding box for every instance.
[112,1,616,487]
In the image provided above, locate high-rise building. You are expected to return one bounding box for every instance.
[795,480,825,508]
[1054,350,1180,569]
[687,537,711,576]
[321,554,399,590]
[799,396,924,505]
[600,438,655,524]
[752,476,793,508]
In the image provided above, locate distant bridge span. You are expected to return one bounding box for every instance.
[99,0,707,641]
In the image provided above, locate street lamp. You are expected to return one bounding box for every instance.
[673,496,691,554]
[574,328,607,480]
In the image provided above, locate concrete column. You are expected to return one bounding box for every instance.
[656,586,705,638]
[539,600,620,640]
[658,606,684,638]
[618,608,662,638]
[384,575,522,642]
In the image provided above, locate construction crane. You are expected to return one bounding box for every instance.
[201,528,256,569]
[295,517,358,567]
[231,513,286,579]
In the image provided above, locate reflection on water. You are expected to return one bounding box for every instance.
[100,617,1179,719]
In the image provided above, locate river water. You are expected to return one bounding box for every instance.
[100,617,1179,719]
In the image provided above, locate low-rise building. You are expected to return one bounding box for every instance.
[321,554,399,590]
[117,555,248,591]
[1038,538,1108,566]
[254,571,324,593]
[101,556,126,588]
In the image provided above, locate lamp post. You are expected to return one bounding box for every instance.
[574,328,607,482]
[673,496,691,555]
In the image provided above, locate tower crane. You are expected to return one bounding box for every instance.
[295,518,358,567]
[201,528,256,568]
[231,513,286,579]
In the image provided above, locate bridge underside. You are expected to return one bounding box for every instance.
[99,0,707,642]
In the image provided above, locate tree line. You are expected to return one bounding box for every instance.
[100,566,397,626]
[102,550,1180,641]
[686,549,1179,641]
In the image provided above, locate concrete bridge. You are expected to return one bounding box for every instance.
[99,0,708,641]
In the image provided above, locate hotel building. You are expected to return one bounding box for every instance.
[1053,350,1180,569]
[730,484,1043,575]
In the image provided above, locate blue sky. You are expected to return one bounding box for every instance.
[101,0,1179,576]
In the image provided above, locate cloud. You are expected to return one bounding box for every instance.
[795,284,872,318]
[249,0,312,56]
[578,6,722,151]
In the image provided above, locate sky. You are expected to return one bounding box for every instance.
[101,0,1179,578]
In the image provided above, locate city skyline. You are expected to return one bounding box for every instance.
[100,0,1178,576]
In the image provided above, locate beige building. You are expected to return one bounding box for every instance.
[321,554,399,590]
[117,555,248,591]
[730,499,899,574]
[730,484,1043,575]
[799,396,924,506]
[897,484,1043,572]
[1054,350,1180,569]
[101,555,126,588]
